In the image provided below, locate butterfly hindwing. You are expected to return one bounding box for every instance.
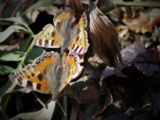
[34,51,58,70]
[68,12,89,54]
[58,53,83,93]
[69,30,89,54]
[33,24,61,48]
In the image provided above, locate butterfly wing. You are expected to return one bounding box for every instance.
[54,7,75,27]
[33,24,61,48]
[9,51,59,95]
[33,7,75,49]
[58,53,83,93]
[68,12,89,55]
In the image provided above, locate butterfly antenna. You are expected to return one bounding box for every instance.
[56,99,67,116]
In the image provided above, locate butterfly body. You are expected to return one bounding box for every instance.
[33,7,89,55]
[9,51,83,99]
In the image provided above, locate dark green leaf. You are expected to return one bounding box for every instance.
[0,80,16,98]
[0,65,14,75]
[25,47,44,64]
[102,1,160,13]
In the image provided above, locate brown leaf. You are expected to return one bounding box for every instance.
[71,76,102,104]
[89,1,128,77]
[122,8,160,33]
[63,0,84,14]
[70,76,112,119]
[101,44,160,78]
[129,49,160,76]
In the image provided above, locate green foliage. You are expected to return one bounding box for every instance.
[0,65,14,75]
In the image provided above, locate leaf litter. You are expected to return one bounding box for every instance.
[0,0,160,120]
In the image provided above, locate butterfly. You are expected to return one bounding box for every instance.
[33,7,89,55]
[9,51,83,100]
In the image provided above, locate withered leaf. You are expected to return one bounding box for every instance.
[101,44,146,78]
[69,76,112,119]
[89,1,127,77]
[129,49,160,76]
[63,0,84,14]
[122,8,160,33]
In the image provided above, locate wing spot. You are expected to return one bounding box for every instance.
[51,31,55,37]
[74,46,79,52]
[19,72,22,75]
[22,70,26,74]
[37,84,41,90]
[27,81,33,88]
[44,54,48,58]
[49,53,52,57]
[36,59,40,64]
[31,73,34,77]
[76,36,79,41]
[37,73,43,81]
[79,48,83,54]
[17,77,22,84]
[72,44,75,49]
[83,14,85,17]
[45,39,49,46]
[40,57,44,62]
[26,66,30,70]
[51,40,54,46]
[39,39,42,45]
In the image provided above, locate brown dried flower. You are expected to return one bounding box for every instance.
[89,0,128,77]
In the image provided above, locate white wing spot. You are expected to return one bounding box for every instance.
[33,83,37,90]
[22,79,28,87]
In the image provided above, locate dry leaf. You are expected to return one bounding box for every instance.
[63,0,84,14]
[89,0,128,77]
[122,8,160,33]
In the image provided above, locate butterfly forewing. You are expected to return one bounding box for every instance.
[33,24,61,48]
[54,7,75,26]
[9,64,51,94]
[78,12,88,30]
[68,12,89,55]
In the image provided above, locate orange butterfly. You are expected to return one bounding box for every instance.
[9,51,83,99]
[33,7,89,55]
